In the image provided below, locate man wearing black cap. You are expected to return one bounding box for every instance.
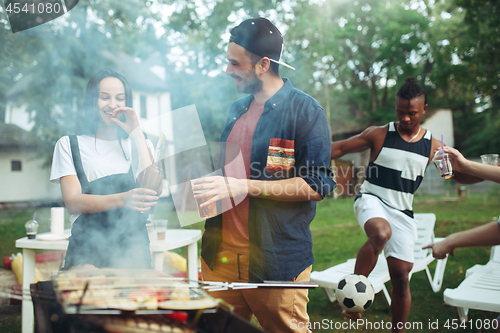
[193,18,335,332]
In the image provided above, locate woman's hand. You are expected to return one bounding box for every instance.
[109,106,140,136]
[422,239,454,259]
[434,146,469,173]
[136,163,163,195]
[123,188,159,213]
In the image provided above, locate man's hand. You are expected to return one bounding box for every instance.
[192,176,248,207]
[342,310,362,320]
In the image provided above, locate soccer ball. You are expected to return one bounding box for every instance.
[335,274,375,312]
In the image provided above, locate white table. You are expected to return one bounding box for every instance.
[149,229,202,282]
[15,228,202,333]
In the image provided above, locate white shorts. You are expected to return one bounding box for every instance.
[354,194,418,263]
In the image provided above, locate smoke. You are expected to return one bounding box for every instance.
[0,1,286,269]
[132,105,249,227]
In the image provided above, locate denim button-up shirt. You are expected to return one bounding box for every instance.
[202,78,336,282]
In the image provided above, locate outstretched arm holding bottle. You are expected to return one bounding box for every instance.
[423,146,500,259]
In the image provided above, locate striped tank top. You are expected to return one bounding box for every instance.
[358,122,432,218]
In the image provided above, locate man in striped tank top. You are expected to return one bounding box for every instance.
[331,78,477,332]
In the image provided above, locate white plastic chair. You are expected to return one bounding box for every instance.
[310,213,448,307]
[443,245,500,321]
[411,213,448,293]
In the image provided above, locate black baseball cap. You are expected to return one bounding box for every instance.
[229,18,295,70]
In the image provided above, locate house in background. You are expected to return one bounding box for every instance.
[1,53,173,207]
[0,123,62,208]
[420,108,454,147]
[415,109,493,196]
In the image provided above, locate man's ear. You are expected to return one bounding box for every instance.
[423,103,428,114]
[257,57,271,75]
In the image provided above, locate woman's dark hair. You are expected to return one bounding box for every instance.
[80,68,133,140]
[396,77,428,105]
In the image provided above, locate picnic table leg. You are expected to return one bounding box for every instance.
[186,242,198,282]
[152,251,164,272]
[21,248,35,333]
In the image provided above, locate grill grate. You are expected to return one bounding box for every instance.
[52,269,218,313]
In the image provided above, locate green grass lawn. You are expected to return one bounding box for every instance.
[0,208,71,264]
[0,192,499,332]
[308,192,500,332]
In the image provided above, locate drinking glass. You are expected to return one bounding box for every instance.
[433,150,453,179]
[480,154,499,166]
[190,179,217,219]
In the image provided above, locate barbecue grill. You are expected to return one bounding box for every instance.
[31,281,269,333]
[28,269,268,333]
[18,268,317,332]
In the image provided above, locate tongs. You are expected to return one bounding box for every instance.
[196,280,318,292]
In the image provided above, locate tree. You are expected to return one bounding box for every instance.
[0,7,43,123]
[1,0,163,164]
[3,0,499,161]
[285,0,431,132]
[426,0,500,156]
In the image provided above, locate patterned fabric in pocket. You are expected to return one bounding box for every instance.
[266,138,295,178]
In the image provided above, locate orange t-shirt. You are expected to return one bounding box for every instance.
[221,100,265,254]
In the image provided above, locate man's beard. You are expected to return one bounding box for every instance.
[239,72,263,94]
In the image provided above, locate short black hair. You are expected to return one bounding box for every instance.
[242,48,280,76]
[396,77,427,105]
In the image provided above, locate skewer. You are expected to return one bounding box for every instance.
[0,280,317,300]
[0,272,317,316]
[0,286,56,302]
[76,281,90,314]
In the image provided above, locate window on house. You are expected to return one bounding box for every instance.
[140,95,147,118]
[11,160,22,171]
